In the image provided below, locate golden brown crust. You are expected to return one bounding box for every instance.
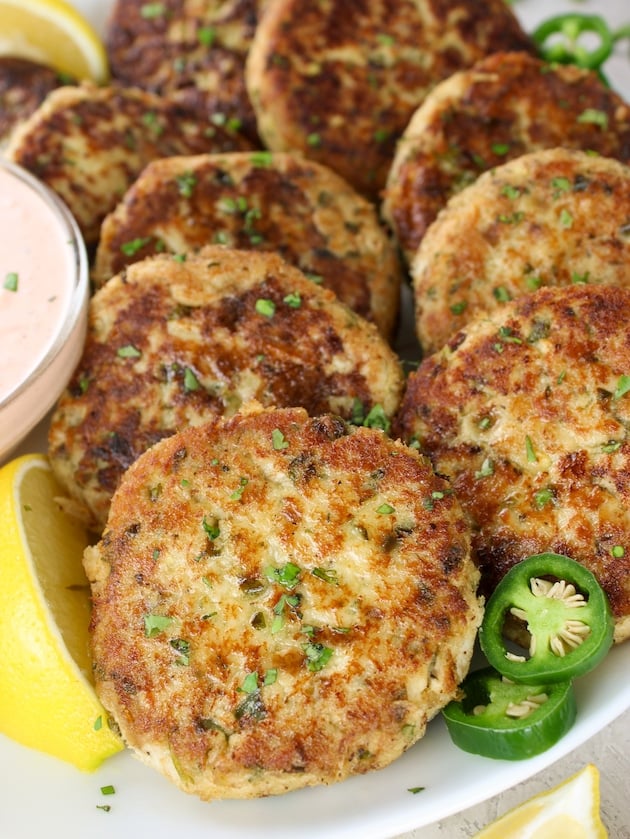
[411,148,630,354]
[5,83,253,244]
[93,151,402,337]
[394,284,630,643]
[49,247,404,530]
[246,0,532,199]
[383,52,630,263]
[0,57,70,147]
[105,0,264,145]
[84,405,481,799]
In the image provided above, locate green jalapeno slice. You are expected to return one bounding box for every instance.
[442,667,576,760]
[532,14,614,71]
[479,553,614,685]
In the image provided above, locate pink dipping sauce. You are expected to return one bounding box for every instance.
[0,165,76,400]
[0,161,88,462]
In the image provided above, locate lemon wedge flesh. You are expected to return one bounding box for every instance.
[0,0,109,83]
[0,454,122,771]
[474,764,608,839]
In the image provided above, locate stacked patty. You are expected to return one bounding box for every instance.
[84,404,482,799]
[48,246,403,530]
[395,284,630,644]
[383,51,630,263]
[245,0,532,199]
[410,148,630,354]
[92,151,402,337]
[5,83,253,244]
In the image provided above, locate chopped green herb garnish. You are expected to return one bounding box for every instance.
[198,25,216,46]
[272,428,289,450]
[577,108,608,128]
[266,562,301,589]
[450,300,467,315]
[408,786,426,794]
[306,132,322,147]
[202,516,220,540]
[303,641,333,672]
[501,184,521,200]
[613,374,630,400]
[311,567,339,585]
[560,208,574,228]
[121,236,152,256]
[283,291,302,308]
[493,286,512,303]
[264,668,278,686]
[525,435,537,462]
[94,715,103,731]
[140,2,166,18]
[176,171,197,198]
[238,672,259,694]
[143,614,174,637]
[3,271,18,291]
[475,458,494,479]
[611,545,625,558]
[362,404,390,433]
[533,487,554,509]
[255,298,276,317]
[117,344,142,359]
[551,176,571,196]
[602,440,622,453]
[376,502,395,514]
[184,367,200,391]
[491,142,510,156]
[170,638,190,665]
[229,477,249,501]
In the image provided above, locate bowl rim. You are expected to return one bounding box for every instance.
[0,159,89,413]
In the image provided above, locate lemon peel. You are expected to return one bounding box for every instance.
[0,0,109,83]
[0,453,122,771]
[474,763,608,838]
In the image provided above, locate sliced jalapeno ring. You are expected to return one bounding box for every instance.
[479,553,614,685]
[533,13,614,71]
[442,667,576,760]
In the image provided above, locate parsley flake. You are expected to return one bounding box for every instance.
[255,298,276,317]
[3,271,18,291]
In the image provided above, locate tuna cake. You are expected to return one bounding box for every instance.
[93,151,402,338]
[105,0,264,145]
[411,148,630,355]
[83,404,481,800]
[5,83,253,245]
[48,246,404,531]
[245,0,532,200]
[394,284,630,644]
[383,51,630,264]
[0,57,72,147]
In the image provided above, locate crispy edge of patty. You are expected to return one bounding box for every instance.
[0,56,71,147]
[246,0,532,199]
[49,246,404,531]
[92,150,402,337]
[84,404,481,799]
[382,51,630,263]
[411,147,630,354]
[394,283,630,642]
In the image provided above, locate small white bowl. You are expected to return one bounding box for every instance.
[0,160,89,463]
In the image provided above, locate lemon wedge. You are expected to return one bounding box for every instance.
[0,453,122,771]
[0,0,109,83]
[474,764,608,839]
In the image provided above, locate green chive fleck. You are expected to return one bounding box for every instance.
[577,108,608,129]
[143,614,174,637]
[525,435,537,463]
[376,503,395,515]
[255,298,276,317]
[3,271,18,291]
[117,344,142,359]
[272,428,289,450]
[613,375,630,401]
[183,367,200,391]
[611,545,625,558]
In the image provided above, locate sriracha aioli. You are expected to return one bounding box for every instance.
[0,164,76,402]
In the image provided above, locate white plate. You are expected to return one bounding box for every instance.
[2,1,630,837]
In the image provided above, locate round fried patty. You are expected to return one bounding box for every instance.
[105,0,263,145]
[83,404,481,799]
[92,151,402,337]
[383,51,630,263]
[411,148,630,354]
[394,284,630,643]
[0,57,71,147]
[48,246,404,530]
[246,0,532,200]
[5,83,253,244]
